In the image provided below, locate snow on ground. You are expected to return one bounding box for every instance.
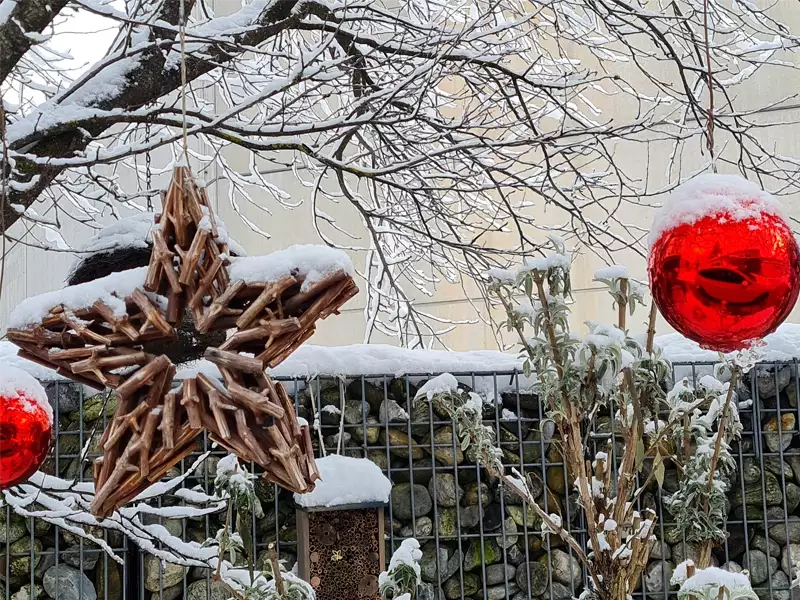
[228,245,353,291]
[647,174,787,248]
[294,455,391,508]
[0,365,53,424]
[9,267,149,329]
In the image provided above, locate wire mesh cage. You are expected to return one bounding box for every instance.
[3,362,800,600]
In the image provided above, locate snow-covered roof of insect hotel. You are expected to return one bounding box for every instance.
[294,455,391,510]
[9,244,354,331]
[647,174,788,248]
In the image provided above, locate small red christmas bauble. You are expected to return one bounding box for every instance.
[0,367,52,489]
[648,175,800,352]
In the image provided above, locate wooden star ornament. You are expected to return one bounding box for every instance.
[7,166,358,518]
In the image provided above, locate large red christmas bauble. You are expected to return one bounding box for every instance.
[649,175,800,352]
[0,367,52,489]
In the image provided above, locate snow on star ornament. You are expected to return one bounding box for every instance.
[648,174,800,352]
[0,366,52,489]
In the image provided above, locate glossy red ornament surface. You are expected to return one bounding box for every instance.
[0,392,52,488]
[649,213,800,352]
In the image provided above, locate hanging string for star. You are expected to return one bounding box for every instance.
[179,0,190,164]
[703,0,716,172]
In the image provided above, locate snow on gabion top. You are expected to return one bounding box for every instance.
[9,267,148,329]
[647,174,787,248]
[0,365,53,425]
[415,373,460,400]
[294,455,391,508]
[228,245,354,291]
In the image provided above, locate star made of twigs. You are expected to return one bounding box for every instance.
[7,166,358,518]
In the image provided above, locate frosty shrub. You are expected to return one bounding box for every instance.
[379,538,423,600]
[416,237,755,600]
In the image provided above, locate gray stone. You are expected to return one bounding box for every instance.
[742,458,763,485]
[515,561,548,596]
[484,564,516,586]
[0,512,26,545]
[648,538,671,561]
[11,584,43,600]
[764,414,796,453]
[463,539,501,571]
[770,517,800,545]
[45,381,79,413]
[25,518,50,537]
[420,543,449,583]
[380,399,410,424]
[459,506,483,529]
[753,366,792,398]
[645,561,671,593]
[187,580,233,600]
[343,399,366,425]
[732,471,783,506]
[43,565,96,600]
[352,416,380,444]
[497,518,518,549]
[381,428,423,459]
[443,573,479,599]
[758,570,792,600]
[722,561,744,574]
[788,484,800,514]
[159,584,183,600]
[428,474,463,507]
[742,549,777,584]
[424,428,463,466]
[96,562,123,600]
[400,517,433,538]
[1,537,42,582]
[61,544,100,570]
[144,555,186,592]
[550,582,573,600]
[764,457,793,480]
[436,509,457,537]
[486,583,519,600]
[753,534,782,557]
[463,482,491,507]
[34,549,56,583]
[410,401,433,437]
[781,544,800,576]
[544,549,581,585]
[505,544,525,567]
[417,582,442,600]
[788,455,800,486]
[391,483,432,520]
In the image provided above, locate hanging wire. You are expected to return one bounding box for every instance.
[179,0,190,164]
[703,0,717,173]
[145,119,153,212]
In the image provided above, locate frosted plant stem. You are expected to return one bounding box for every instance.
[645,302,658,356]
[307,380,326,457]
[618,278,628,330]
[698,365,739,567]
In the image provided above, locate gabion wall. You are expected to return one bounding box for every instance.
[3,363,800,600]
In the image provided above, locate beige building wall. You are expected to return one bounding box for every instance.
[2,4,800,352]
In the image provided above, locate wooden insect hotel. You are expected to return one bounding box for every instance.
[7,165,358,518]
[294,455,391,600]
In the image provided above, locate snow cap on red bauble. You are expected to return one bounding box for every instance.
[648,173,800,352]
[0,366,53,489]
